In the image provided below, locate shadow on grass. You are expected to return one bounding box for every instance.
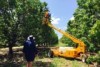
[59,56,82,62]
[0,51,24,67]
[0,57,24,67]
[34,61,53,67]
[0,59,54,67]
[0,48,54,67]
[0,61,23,67]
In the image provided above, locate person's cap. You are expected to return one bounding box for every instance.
[28,35,35,39]
[29,35,33,38]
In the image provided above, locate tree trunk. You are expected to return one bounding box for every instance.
[8,44,13,60]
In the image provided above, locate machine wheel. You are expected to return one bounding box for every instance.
[80,54,86,62]
[48,50,54,58]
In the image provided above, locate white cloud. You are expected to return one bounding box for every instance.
[51,17,60,24]
[70,16,74,20]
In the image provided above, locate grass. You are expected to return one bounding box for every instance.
[0,42,89,67]
[49,57,88,67]
[50,57,68,67]
[71,60,88,67]
[0,56,89,67]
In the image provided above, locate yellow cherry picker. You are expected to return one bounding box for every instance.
[43,11,87,62]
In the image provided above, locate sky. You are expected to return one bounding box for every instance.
[41,0,78,39]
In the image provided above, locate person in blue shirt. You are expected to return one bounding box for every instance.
[23,35,38,67]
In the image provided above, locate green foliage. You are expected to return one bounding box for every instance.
[86,53,100,64]
[86,55,95,64]
[0,0,58,58]
[60,0,100,52]
[0,0,58,47]
[0,0,19,46]
[86,51,100,64]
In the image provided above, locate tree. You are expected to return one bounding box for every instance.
[60,0,100,52]
[0,0,58,59]
[0,0,21,59]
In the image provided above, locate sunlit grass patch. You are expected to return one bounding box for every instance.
[50,57,88,67]
[72,60,88,67]
[50,57,68,67]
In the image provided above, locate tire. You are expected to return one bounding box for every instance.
[48,50,54,58]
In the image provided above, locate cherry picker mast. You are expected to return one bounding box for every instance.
[43,11,86,54]
[42,11,87,62]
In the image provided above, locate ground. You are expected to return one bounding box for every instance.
[0,47,98,67]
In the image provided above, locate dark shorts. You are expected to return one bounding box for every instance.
[25,53,35,62]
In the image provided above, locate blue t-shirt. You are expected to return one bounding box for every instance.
[23,40,37,55]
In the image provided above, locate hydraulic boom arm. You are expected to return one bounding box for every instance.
[43,11,86,53]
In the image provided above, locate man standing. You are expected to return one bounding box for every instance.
[23,35,38,67]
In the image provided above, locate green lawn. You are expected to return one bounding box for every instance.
[50,57,88,67]
[21,57,88,67]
